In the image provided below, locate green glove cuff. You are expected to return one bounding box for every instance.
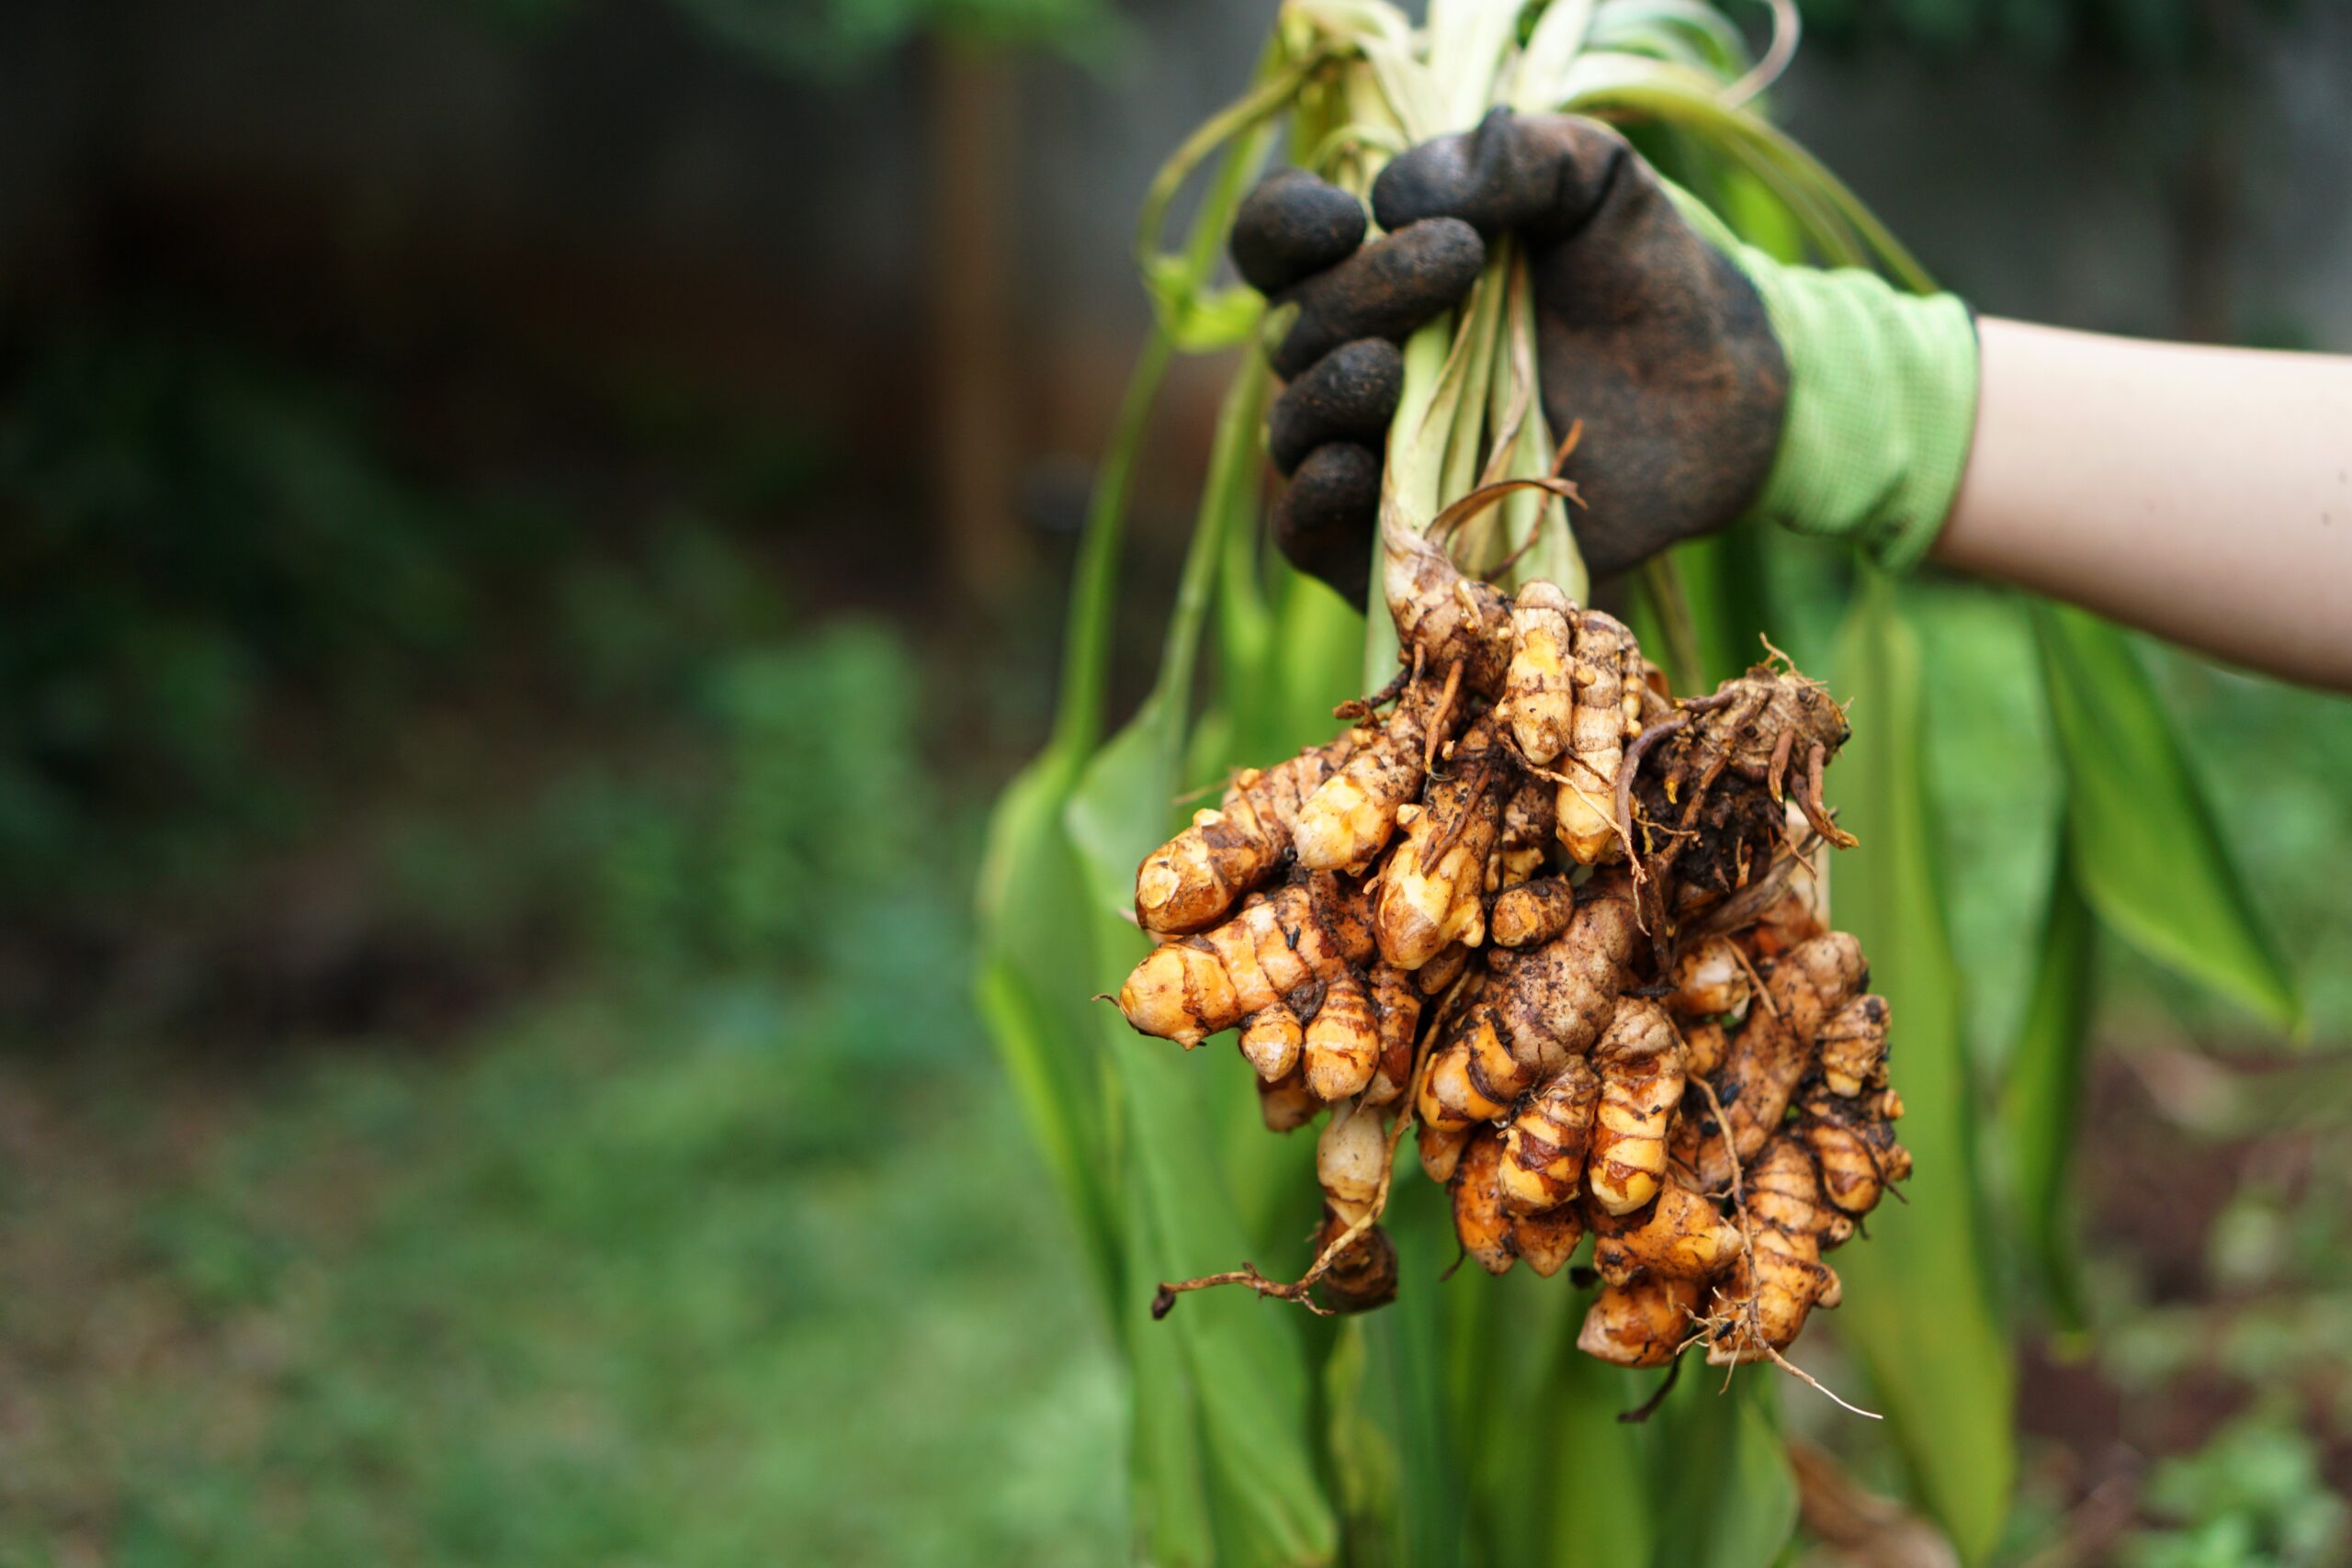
[1671,192,1981,572]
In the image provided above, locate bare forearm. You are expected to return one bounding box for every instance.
[1935,318,2352,691]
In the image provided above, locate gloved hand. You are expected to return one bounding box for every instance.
[1234,108,1981,595]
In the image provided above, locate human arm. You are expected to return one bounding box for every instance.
[1938,319,2352,691]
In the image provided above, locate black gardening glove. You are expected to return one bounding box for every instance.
[1238,109,1791,596]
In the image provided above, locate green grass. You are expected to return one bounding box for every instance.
[0,982,1123,1567]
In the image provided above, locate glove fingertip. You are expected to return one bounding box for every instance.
[1370,137,1477,234]
[1275,443,1379,608]
[1268,339,1404,475]
[1232,169,1368,296]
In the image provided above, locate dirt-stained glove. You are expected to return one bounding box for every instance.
[1238,109,1981,595]
[1227,172,1485,605]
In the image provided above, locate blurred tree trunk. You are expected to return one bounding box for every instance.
[2170,0,2245,344]
[929,42,1028,608]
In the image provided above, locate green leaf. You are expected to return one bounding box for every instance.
[972,347,1195,1522]
[1146,267,1267,352]
[1124,1145,1220,1567]
[1710,163,1807,265]
[1645,1376,1798,1568]
[1467,1277,1657,1568]
[1564,60,1931,286]
[2031,604,2303,1036]
[1998,834,2098,1337]
[1628,553,1706,694]
[1331,1187,1470,1568]
[1588,0,1751,77]
[974,938,1117,1316]
[1538,1348,1657,1568]
[1136,46,1295,349]
[1827,571,2016,1563]
[1113,1015,1340,1566]
[1043,327,1177,761]
[1324,1322,1402,1560]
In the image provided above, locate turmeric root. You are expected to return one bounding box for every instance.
[1373,714,1506,969]
[1770,932,1870,1044]
[1680,1018,1730,1078]
[1113,536,1904,1379]
[1503,581,1575,765]
[1419,1120,1469,1184]
[1294,688,1437,874]
[1796,1086,1909,1217]
[1256,1066,1319,1133]
[1312,1206,1399,1314]
[1317,1100,1390,1223]
[1694,932,1866,1185]
[1589,1176,1742,1286]
[1417,1002,1526,1131]
[1305,967,1382,1100]
[1691,662,1855,850]
[1382,518,1513,699]
[1555,610,1634,864]
[1116,874,1374,1048]
[1815,993,1891,1098]
[1586,1000,1686,1215]
[1707,1137,1843,1364]
[1748,857,1828,958]
[1489,776,1555,892]
[1135,735,1356,935]
[1238,1000,1304,1082]
[1577,1276,1703,1368]
[1511,1203,1586,1279]
[1417,940,1473,996]
[1668,936,1750,1018]
[1489,875,1575,949]
[1362,964,1423,1107]
[1634,662,1855,901]
[1487,886,1640,1078]
[1451,1128,1516,1275]
[1421,886,1640,1130]
[1498,1057,1600,1214]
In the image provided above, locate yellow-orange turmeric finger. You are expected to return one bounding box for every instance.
[1498,1057,1600,1214]
[1586,1001,1686,1215]
[1504,580,1576,766]
[1451,1129,1515,1276]
[1115,874,1373,1047]
[1134,736,1354,935]
[1577,1276,1702,1368]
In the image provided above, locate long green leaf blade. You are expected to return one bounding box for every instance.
[2031,604,2303,1036]
[1998,835,2098,1337]
[1329,1297,1469,1568]
[1113,1010,1340,1566]
[1125,1144,1221,1568]
[1828,571,2016,1563]
[1539,1349,1657,1568]
[1645,1377,1798,1568]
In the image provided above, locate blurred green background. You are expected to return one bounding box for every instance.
[3,1,2351,1563]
